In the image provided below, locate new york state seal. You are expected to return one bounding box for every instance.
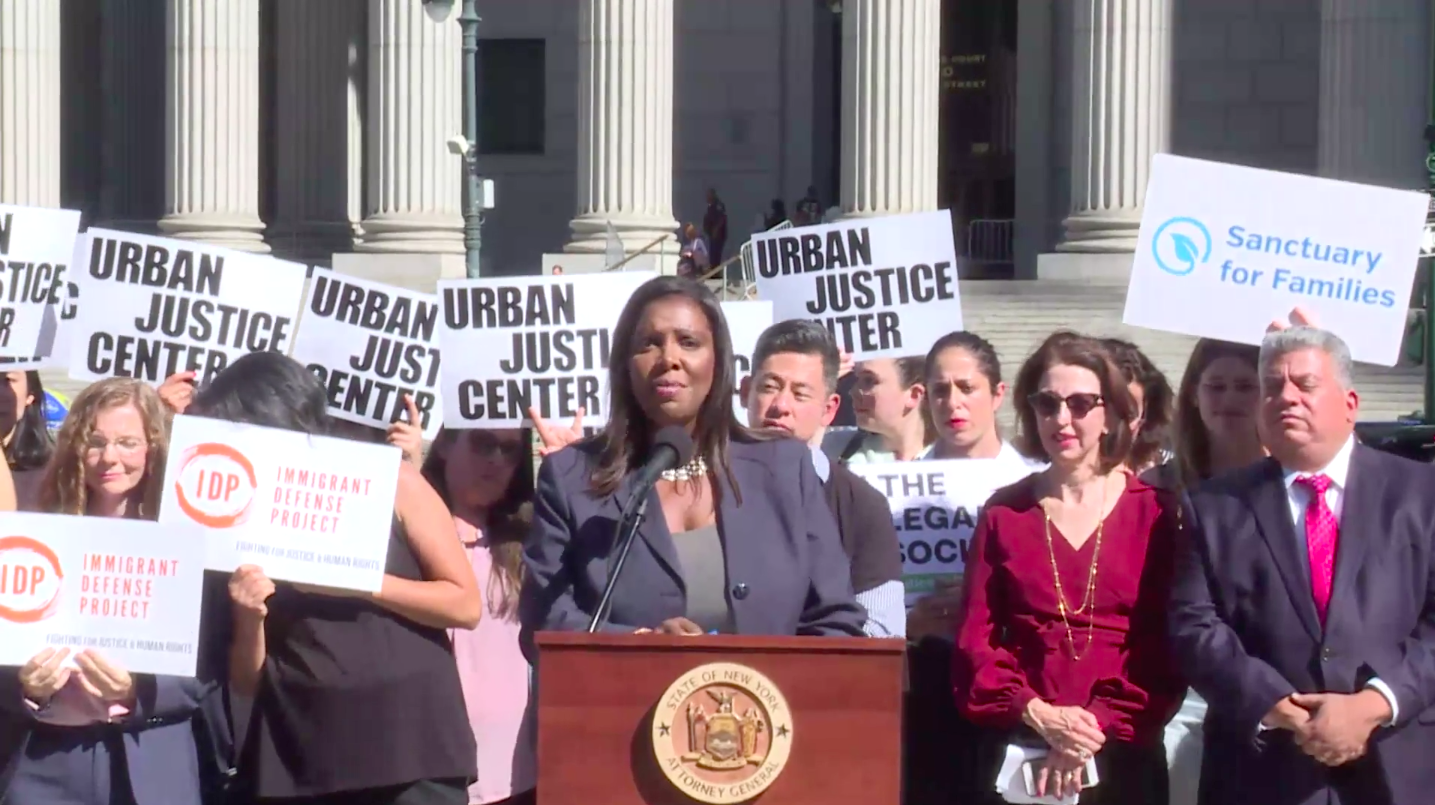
[652,662,793,804]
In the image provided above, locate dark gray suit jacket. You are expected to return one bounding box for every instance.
[520,436,866,646]
[1170,446,1435,805]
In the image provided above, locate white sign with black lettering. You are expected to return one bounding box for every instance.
[750,210,962,360]
[850,458,1035,606]
[720,300,774,419]
[69,230,310,385]
[437,272,656,428]
[0,205,81,363]
[292,272,443,438]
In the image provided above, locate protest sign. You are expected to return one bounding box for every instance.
[0,205,81,362]
[721,300,774,418]
[750,211,962,360]
[438,272,655,428]
[69,229,309,384]
[0,512,206,676]
[850,458,1036,606]
[1125,154,1426,366]
[292,271,443,437]
[158,415,401,592]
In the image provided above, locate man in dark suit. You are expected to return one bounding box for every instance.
[1170,326,1435,805]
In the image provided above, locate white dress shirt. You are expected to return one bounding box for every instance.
[1279,435,1398,725]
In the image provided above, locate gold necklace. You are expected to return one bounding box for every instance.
[1041,478,1108,661]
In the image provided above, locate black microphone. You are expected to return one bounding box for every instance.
[587,426,695,633]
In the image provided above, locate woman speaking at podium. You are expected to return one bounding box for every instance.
[520,276,865,641]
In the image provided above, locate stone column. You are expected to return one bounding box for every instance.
[271,0,365,260]
[98,0,166,230]
[357,0,463,254]
[1056,0,1173,253]
[566,0,679,254]
[1317,0,1430,189]
[839,0,941,217]
[158,0,268,252]
[0,0,62,207]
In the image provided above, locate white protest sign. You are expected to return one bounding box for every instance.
[850,458,1037,606]
[437,272,656,428]
[292,271,443,438]
[721,300,774,418]
[750,210,962,360]
[1124,154,1426,366]
[69,229,310,384]
[0,512,206,676]
[0,205,81,362]
[158,415,401,592]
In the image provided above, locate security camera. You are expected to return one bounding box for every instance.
[422,0,455,23]
[446,135,471,156]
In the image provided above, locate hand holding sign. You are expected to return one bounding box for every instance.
[157,371,197,414]
[1266,305,1321,334]
[229,564,275,622]
[907,579,964,641]
[74,650,135,705]
[386,394,425,468]
[18,647,72,705]
[530,406,584,457]
[838,350,855,379]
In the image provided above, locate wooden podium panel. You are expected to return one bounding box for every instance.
[535,633,904,805]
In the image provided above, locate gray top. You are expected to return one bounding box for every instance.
[672,524,734,634]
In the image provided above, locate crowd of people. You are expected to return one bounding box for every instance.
[0,274,1429,805]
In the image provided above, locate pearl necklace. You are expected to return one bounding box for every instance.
[661,456,709,483]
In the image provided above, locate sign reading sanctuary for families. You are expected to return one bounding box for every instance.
[0,204,81,363]
[292,271,443,438]
[438,272,655,428]
[158,415,401,592]
[69,229,310,384]
[750,210,962,360]
[0,513,206,677]
[849,458,1035,606]
[1124,154,1427,366]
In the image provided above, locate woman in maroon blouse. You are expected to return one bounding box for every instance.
[953,332,1185,804]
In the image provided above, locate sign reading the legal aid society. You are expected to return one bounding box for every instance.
[750,211,962,361]
[157,415,401,592]
[0,513,206,676]
[437,272,656,429]
[0,204,81,364]
[69,229,310,385]
[291,271,443,438]
[1124,154,1427,366]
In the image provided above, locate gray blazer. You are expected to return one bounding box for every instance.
[520,435,866,647]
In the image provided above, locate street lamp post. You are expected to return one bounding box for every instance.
[424,0,484,278]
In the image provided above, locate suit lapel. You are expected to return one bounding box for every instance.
[714,455,750,631]
[610,473,684,592]
[1246,458,1322,641]
[1328,445,1375,625]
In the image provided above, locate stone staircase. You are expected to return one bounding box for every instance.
[957,279,1425,423]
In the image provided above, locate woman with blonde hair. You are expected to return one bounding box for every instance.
[2,377,230,805]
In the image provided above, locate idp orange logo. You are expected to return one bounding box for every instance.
[174,442,258,528]
[0,536,64,623]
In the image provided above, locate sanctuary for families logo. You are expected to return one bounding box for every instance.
[0,536,65,623]
[1152,217,1212,277]
[173,442,258,529]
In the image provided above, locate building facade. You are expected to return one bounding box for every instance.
[1,0,1429,279]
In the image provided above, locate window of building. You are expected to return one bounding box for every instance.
[478,39,546,156]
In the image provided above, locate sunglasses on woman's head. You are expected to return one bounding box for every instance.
[1027,392,1104,419]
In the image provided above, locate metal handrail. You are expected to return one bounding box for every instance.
[602,235,669,271]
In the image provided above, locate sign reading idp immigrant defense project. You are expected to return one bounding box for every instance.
[1123,154,1427,366]
[437,272,655,428]
[0,513,206,676]
[750,211,962,361]
[291,272,444,438]
[69,229,310,384]
[0,204,81,364]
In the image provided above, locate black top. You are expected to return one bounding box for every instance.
[820,459,903,594]
[235,520,476,797]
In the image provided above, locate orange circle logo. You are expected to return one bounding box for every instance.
[174,442,258,528]
[0,536,65,623]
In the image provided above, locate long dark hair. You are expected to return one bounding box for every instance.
[1174,339,1259,488]
[6,371,52,471]
[189,352,329,436]
[1102,338,1174,471]
[589,276,755,501]
[422,428,534,620]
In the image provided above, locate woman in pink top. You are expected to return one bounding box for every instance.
[420,426,537,805]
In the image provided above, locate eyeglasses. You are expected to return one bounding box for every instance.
[464,431,528,462]
[85,437,149,457]
[1027,392,1104,420]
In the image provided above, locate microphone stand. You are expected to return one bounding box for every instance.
[587,491,651,633]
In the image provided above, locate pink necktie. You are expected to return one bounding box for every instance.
[1296,474,1337,625]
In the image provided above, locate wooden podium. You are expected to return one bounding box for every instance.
[535,632,904,805]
